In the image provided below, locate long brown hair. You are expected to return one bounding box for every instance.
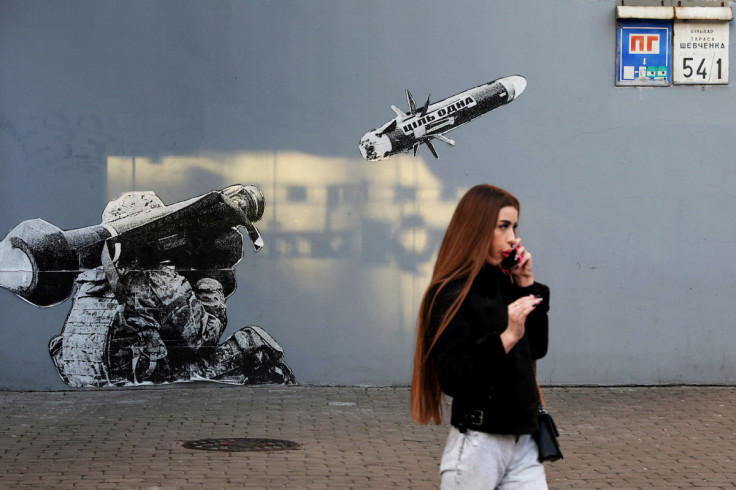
[410,184,520,424]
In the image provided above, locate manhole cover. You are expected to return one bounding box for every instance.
[182,438,300,452]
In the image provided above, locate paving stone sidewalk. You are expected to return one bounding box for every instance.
[0,385,734,489]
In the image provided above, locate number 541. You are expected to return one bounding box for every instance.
[682,57,723,80]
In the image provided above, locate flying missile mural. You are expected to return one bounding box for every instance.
[359,75,527,161]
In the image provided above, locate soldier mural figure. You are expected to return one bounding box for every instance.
[0,185,294,387]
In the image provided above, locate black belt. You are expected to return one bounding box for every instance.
[452,401,538,436]
[451,405,494,434]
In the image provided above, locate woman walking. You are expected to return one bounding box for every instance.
[411,184,550,489]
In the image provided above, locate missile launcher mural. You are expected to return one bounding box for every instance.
[0,185,294,387]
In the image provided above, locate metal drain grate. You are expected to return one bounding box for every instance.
[182,438,300,452]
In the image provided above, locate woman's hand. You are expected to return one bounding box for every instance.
[500,295,542,353]
[510,240,534,288]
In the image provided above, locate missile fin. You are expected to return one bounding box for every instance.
[376,119,397,136]
[391,105,407,118]
[434,134,455,146]
[419,94,431,117]
[425,139,439,159]
[406,90,417,115]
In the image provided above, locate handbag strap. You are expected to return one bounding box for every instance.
[533,361,545,409]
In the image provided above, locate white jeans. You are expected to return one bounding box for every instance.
[440,427,548,489]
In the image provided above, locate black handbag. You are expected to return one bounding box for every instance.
[535,409,563,462]
[533,362,563,462]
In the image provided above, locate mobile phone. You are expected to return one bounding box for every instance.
[499,246,520,272]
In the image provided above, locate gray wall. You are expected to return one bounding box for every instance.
[1,0,735,390]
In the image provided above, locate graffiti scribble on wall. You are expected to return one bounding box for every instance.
[359,75,527,161]
[0,185,295,387]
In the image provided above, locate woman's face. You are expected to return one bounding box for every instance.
[487,206,519,266]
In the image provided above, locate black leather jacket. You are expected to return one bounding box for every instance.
[427,265,549,435]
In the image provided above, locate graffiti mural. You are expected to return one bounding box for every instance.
[359,75,527,161]
[0,185,294,387]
